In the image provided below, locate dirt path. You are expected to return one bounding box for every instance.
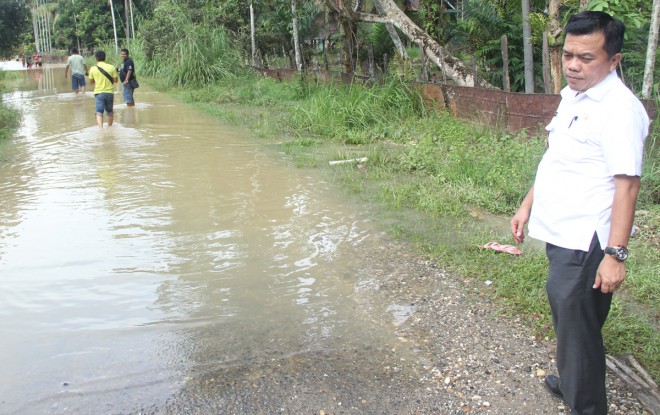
[151,240,648,414]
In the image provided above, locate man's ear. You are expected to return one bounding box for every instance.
[609,52,622,71]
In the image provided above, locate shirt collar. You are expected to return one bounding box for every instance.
[560,71,619,101]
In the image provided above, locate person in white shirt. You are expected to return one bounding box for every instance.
[64,47,88,93]
[510,11,649,415]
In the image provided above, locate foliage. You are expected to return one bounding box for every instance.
[442,0,548,92]
[640,100,659,206]
[138,0,242,87]
[359,22,396,70]
[53,1,114,50]
[256,0,322,67]
[289,76,428,143]
[138,0,191,61]
[584,0,658,94]
[418,0,450,43]
[0,71,20,141]
[587,0,648,31]
[0,0,31,57]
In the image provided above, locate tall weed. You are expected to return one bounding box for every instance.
[137,0,242,87]
[290,76,428,142]
[0,71,20,141]
[639,93,659,206]
[166,28,241,87]
[0,101,20,141]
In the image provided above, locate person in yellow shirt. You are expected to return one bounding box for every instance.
[88,50,118,129]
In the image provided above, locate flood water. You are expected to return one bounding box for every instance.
[0,66,418,413]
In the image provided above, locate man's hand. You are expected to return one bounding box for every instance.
[511,187,534,245]
[594,255,626,293]
[510,207,530,244]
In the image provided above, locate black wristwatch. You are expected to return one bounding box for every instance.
[604,245,628,262]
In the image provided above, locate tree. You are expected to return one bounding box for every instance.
[325,0,494,87]
[53,0,116,50]
[547,0,563,94]
[521,0,534,93]
[642,0,660,99]
[372,0,407,60]
[0,0,31,57]
[291,0,302,70]
[587,0,656,92]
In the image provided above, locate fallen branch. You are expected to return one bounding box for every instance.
[329,157,368,166]
[606,354,660,414]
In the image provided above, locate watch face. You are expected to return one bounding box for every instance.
[616,248,628,261]
[606,246,628,261]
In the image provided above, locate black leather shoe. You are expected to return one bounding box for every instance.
[544,375,563,399]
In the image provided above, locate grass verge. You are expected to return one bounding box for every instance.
[0,70,22,141]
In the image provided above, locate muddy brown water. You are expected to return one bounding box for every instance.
[0,66,430,414]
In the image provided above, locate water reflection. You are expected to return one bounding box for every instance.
[0,67,405,413]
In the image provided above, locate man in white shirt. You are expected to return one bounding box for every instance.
[510,11,649,415]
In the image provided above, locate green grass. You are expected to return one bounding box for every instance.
[0,70,21,141]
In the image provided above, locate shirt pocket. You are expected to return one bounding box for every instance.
[564,117,592,143]
[548,117,598,160]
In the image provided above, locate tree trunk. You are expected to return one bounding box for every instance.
[371,0,407,59]
[522,0,534,93]
[421,49,428,82]
[548,0,563,94]
[367,44,375,77]
[40,11,46,52]
[250,2,256,67]
[325,0,494,88]
[642,0,660,99]
[32,0,40,54]
[501,35,510,92]
[542,32,551,93]
[340,19,357,74]
[291,0,302,71]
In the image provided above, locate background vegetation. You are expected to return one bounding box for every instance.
[1,0,657,94]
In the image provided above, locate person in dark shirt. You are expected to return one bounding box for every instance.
[118,48,136,107]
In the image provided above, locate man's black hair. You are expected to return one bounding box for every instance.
[565,11,624,58]
[121,48,129,55]
[72,47,79,54]
[95,50,106,61]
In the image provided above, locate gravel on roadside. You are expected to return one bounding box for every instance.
[152,239,650,415]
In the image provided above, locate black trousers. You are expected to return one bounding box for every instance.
[546,233,613,415]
